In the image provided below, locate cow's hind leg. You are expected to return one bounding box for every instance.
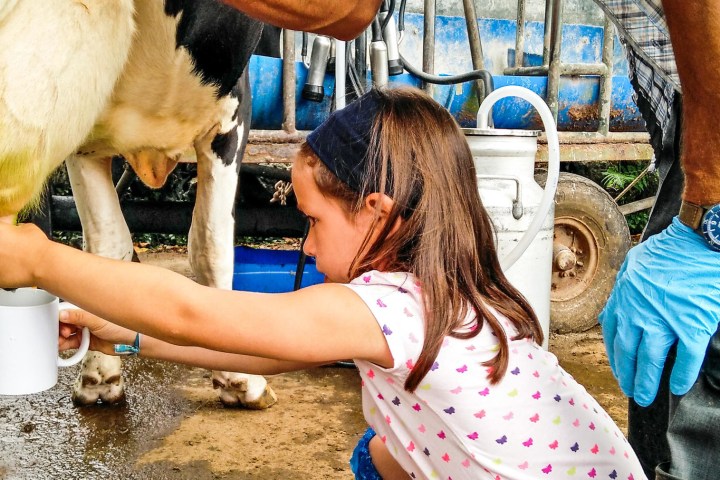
[189,72,276,409]
[65,154,130,405]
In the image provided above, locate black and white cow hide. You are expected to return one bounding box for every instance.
[0,0,277,408]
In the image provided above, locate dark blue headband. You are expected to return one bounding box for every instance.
[306,89,383,194]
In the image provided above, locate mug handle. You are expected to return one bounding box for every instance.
[57,302,90,368]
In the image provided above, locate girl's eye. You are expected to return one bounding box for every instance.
[301,212,317,226]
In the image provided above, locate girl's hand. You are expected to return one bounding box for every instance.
[0,222,51,288]
[59,308,137,356]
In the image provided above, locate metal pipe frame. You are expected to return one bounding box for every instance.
[546,0,564,122]
[597,15,615,135]
[462,0,486,100]
[514,0,526,70]
[423,0,436,95]
[282,29,297,134]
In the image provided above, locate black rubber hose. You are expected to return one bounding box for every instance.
[399,53,494,94]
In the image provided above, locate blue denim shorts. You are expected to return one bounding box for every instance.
[350,427,382,480]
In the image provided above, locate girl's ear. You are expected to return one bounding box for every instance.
[363,192,403,235]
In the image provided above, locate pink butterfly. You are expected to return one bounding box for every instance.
[385,415,391,424]
[467,432,478,440]
[450,386,462,394]
[522,438,533,447]
[548,440,559,450]
[461,459,470,468]
[367,369,375,378]
[572,418,580,427]
[532,370,540,378]
[377,393,384,400]
[406,359,415,370]
[412,403,422,411]
[518,461,529,470]
[403,307,414,317]
[437,430,446,439]
[588,422,596,430]
[478,387,490,396]
[418,424,426,433]
[541,464,552,474]
[568,398,575,406]
[363,275,371,283]
[588,467,597,478]
[532,391,541,400]
[591,444,599,454]
[502,412,514,420]
[529,413,540,423]
[609,446,616,455]
[376,299,387,308]
[407,441,415,452]
[456,365,468,373]
[442,453,450,463]
[473,410,486,419]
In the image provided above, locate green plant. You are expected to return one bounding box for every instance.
[600,162,658,235]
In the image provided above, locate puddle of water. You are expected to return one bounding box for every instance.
[0,358,203,479]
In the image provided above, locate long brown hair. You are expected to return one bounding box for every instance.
[299,87,543,392]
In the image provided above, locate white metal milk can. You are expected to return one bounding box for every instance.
[463,86,560,347]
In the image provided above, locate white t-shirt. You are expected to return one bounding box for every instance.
[345,270,646,480]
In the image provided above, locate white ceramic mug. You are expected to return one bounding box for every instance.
[0,288,90,395]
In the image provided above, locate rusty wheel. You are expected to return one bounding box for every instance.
[537,172,631,333]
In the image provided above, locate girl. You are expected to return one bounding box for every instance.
[0,87,645,480]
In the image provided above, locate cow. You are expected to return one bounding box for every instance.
[0,0,276,409]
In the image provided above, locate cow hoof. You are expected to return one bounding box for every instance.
[211,371,278,409]
[72,352,126,406]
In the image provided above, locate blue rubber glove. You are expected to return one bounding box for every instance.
[599,217,720,407]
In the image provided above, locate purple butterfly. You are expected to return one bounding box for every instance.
[392,396,401,406]
[382,324,393,335]
[609,470,617,479]
[444,406,455,415]
[554,394,561,402]
[511,367,520,375]
[495,435,508,445]
[570,442,579,452]
[398,286,408,293]
[430,361,440,371]
[423,448,430,456]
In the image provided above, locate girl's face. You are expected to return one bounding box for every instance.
[291,157,376,283]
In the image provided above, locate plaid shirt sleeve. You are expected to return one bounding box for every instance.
[593,0,680,145]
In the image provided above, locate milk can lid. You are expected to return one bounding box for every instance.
[461,127,540,137]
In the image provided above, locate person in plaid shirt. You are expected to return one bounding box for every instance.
[594,2,720,479]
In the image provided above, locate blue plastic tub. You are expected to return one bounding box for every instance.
[232,246,325,293]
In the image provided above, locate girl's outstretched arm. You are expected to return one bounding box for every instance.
[0,223,392,368]
[59,309,325,374]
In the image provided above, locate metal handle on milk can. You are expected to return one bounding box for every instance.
[476,86,560,271]
[475,174,524,219]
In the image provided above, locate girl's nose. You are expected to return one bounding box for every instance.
[302,231,316,258]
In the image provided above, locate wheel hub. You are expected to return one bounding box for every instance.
[551,216,600,302]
